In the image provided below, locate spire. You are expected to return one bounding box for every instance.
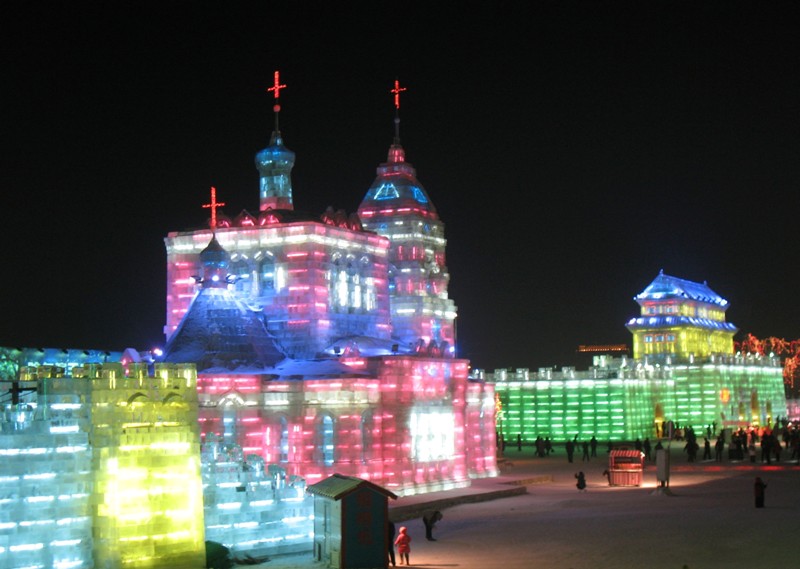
[202,186,226,232]
[256,70,295,211]
[388,79,407,164]
[359,79,437,216]
[267,70,287,137]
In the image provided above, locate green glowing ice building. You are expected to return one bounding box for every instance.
[486,272,787,442]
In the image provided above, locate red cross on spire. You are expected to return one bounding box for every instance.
[202,186,226,230]
[267,70,287,113]
[391,79,406,109]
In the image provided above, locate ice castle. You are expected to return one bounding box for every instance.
[0,77,498,568]
[487,272,788,443]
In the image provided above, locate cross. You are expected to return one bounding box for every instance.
[267,70,287,99]
[202,186,226,230]
[391,79,406,109]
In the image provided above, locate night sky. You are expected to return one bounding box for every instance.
[3,2,799,371]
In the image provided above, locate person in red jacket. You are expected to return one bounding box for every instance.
[394,526,411,566]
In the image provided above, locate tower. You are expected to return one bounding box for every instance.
[165,73,392,358]
[256,71,295,212]
[626,271,738,360]
[357,80,457,353]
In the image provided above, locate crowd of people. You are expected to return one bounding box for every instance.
[503,416,800,465]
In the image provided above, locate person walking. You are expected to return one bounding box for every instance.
[422,510,443,541]
[714,435,724,462]
[703,437,712,460]
[394,526,411,565]
[581,440,590,461]
[565,439,575,463]
[754,477,767,508]
[590,436,598,457]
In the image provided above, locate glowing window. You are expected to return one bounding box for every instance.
[259,257,275,295]
[667,334,675,342]
[655,335,664,342]
[374,183,400,200]
[279,417,289,462]
[360,410,374,463]
[320,415,335,466]
[337,272,348,307]
[645,336,653,343]
[229,259,252,296]
[410,409,455,461]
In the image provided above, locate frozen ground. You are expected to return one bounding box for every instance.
[252,444,799,569]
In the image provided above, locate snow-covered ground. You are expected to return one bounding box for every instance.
[256,444,799,569]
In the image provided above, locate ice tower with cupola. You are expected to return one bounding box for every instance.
[164,73,392,359]
[358,81,457,354]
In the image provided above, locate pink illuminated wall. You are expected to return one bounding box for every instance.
[165,222,392,358]
[195,355,498,495]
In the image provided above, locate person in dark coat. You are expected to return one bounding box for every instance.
[565,439,575,463]
[703,437,712,460]
[422,510,443,541]
[754,477,767,508]
[575,471,586,491]
[387,520,396,566]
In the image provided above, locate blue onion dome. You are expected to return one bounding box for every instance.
[255,131,295,171]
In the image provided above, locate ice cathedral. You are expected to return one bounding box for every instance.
[0,77,498,569]
[160,75,496,496]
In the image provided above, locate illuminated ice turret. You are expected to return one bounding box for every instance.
[626,271,738,360]
[358,80,457,354]
[198,235,230,288]
[256,71,295,212]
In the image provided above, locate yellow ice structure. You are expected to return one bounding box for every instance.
[626,272,737,360]
[79,362,205,569]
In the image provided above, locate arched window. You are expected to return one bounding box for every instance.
[229,258,253,297]
[360,410,374,463]
[279,416,289,463]
[319,414,335,466]
[258,255,276,299]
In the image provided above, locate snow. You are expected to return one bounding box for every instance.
[260,444,799,569]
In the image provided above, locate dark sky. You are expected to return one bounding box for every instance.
[3,1,799,371]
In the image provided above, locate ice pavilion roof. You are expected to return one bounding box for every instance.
[626,315,738,333]
[634,271,729,307]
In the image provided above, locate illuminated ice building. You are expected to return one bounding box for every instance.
[161,78,496,501]
[487,272,787,443]
[0,78,496,568]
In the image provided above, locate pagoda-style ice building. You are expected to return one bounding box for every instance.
[161,76,496,494]
[487,272,787,443]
